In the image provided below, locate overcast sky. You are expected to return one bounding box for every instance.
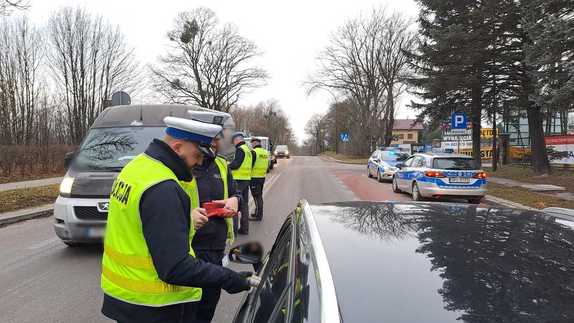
[28,0,419,141]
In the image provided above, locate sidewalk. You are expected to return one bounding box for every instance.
[0,204,53,227]
[489,176,574,202]
[0,177,63,193]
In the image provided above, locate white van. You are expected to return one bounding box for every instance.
[53,104,233,246]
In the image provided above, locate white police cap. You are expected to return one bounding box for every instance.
[163,116,223,146]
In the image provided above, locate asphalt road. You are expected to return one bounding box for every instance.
[0,156,450,323]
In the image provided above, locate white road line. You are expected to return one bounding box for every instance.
[248,171,283,212]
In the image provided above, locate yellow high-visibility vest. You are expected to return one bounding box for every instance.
[101,153,201,306]
[231,144,252,180]
[213,156,235,243]
[251,147,269,179]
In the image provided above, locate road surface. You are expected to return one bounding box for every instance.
[0,156,455,322]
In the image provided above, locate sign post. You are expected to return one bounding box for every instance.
[451,112,468,154]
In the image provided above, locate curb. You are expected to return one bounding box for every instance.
[484,195,538,211]
[0,205,54,228]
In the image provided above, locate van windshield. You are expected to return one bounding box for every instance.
[73,127,165,171]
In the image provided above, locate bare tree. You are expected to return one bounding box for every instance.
[0,0,29,15]
[308,8,415,153]
[0,17,42,145]
[304,113,327,155]
[152,8,267,112]
[46,7,141,144]
[231,100,296,147]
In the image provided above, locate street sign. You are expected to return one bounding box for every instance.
[340,132,350,143]
[111,91,131,106]
[451,112,467,130]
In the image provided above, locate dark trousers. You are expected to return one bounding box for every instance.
[234,180,250,233]
[250,178,265,219]
[193,250,224,323]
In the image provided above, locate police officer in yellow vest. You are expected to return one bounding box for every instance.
[228,132,256,235]
[249,137,269,221]
[101,117,253,323]
[189,125,241,323]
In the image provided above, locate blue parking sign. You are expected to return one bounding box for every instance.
[451,112,467,130]
[340,132,350,142]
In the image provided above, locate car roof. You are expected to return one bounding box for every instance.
[91,104,193,128]
[307,201,574,322]
[414,152,472,159]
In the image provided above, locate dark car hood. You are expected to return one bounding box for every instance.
[311,202,574,323]
[67,170,117,198]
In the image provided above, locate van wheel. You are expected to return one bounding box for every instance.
[412,183,425,201]
[392,176,401,193]
[377,171,383,183]
[468,198,482,204]
[367,168,372,178]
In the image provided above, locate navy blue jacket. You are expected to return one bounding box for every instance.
[102,139,248,323]
[192,156,242,250]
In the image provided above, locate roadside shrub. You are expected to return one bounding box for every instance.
[0,145,76,180]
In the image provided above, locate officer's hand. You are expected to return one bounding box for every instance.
[224,271,253,294]
[192,208,208,229]
[213,197,238,213]
[224,197,239,213]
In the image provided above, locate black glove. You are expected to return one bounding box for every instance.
[223,270,252,294]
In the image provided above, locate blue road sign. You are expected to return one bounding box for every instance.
[451,112,467,130]
[340,132,350,143]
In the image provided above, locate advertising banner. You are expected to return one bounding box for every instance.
[546,135,574,165]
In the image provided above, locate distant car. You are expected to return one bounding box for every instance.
[367,149,409,182]
[229,200,574,322]
[392,153,487,204]
[274,145,290,159]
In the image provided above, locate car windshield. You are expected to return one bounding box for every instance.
[380,151,409,162]
[72,127,164,171]
[275,145,288,152]
[433,158,478,170]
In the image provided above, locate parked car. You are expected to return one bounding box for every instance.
[392,153,487,204]
[229,200,574,323]
[274,145,290,159]
[54,104,234,246]
[367,149,410,182]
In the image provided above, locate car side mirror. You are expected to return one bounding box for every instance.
[229,242,264,266]
[395,162,404,169]
[64,151,76,169]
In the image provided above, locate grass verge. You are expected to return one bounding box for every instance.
[487,165,574,192]
[322,151,369,164]
[488,183,574,210]
[0,185,59,213]
[0,172,63,184]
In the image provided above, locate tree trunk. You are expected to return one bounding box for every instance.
[471,85,482,167]
[383,91,395,147]
[491,111,498,171]
[527,104,550,174]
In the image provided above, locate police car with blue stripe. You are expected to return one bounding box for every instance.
[392,153,487,204]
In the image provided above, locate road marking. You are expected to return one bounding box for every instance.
[248,171,283,212]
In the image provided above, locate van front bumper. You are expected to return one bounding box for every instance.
[53,196,107,243]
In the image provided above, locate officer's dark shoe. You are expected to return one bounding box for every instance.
[237,229,249,235]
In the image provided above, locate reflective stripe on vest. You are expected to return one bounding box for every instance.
[251,147,269,178]
[101,153,201,306]
[214,156,235,243]
[231,144,252,180]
